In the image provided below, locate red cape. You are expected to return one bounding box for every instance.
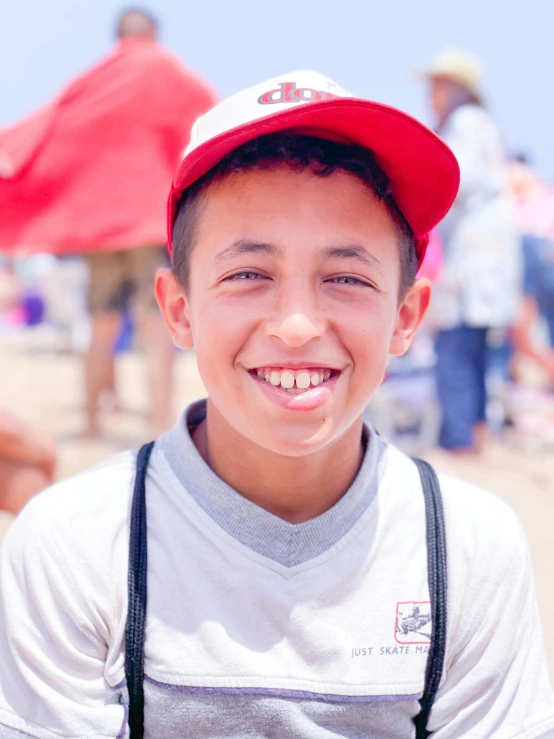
[0,39,217,254]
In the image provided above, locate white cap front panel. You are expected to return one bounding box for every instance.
[185,70,354,156]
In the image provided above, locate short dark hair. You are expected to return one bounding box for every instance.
[172,133,419,297]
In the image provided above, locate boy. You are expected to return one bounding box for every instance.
[0,71,553,738]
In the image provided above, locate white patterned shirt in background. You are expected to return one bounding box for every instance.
[429,104,522,330]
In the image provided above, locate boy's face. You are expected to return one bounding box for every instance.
[157,166,430,456]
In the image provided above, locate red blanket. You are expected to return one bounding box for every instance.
[0,39,217,254]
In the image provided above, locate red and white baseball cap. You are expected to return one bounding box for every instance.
[168,70,460,264]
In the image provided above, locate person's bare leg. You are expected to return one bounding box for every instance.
[0,459,51,515]
[85,313,121,437]
[473,421,489,453]
[138,312,175,435]
[99,355,123,413]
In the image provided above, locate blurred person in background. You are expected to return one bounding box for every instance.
[508,155,554,385]
[0,412,56,515]
[421,49,521,454]
[0,259,21,326]
[0,8,217,437]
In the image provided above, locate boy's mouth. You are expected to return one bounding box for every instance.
[249,367,339,394]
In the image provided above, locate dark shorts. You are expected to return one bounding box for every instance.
[435,325,488,450]
[86,245,168,317]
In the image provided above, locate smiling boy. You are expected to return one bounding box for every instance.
[0,71,553,739]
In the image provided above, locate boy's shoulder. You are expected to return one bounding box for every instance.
[385,444,520,537]
[384,444,526,577]
[28,448,135,518]
[438,469,528,600]
[437,468,523,552]
[0,451,143,679]
[3,449,138,568]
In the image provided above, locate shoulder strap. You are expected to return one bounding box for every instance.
[125,441,155,739]
[412,458,448,739]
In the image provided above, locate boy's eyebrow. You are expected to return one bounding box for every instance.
[320,244,383,272]
[213,239,279,267]
[212,241,382,272]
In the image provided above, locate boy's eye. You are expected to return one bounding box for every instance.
[221,272,375,288]
[327,275,372,287]
[225,271,266,281]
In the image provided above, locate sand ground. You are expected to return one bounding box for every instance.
[1,336,553,676]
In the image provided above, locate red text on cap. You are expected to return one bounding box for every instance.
[258,81,339,105]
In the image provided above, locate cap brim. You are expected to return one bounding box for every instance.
[168,97,460,264]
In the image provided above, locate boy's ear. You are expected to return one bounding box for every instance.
[389,278,431,356]
[155,268,194,350]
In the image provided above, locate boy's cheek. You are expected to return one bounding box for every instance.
[193,321,246,378]
[194,300,260,348]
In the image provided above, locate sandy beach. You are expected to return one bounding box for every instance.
[1,335,553,676]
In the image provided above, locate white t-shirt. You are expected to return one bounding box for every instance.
[0,401,553,739]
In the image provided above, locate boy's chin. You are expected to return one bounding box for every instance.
[207,394,367,457]
[253,418,353,458]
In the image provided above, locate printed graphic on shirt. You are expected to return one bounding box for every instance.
[395,601,432,645]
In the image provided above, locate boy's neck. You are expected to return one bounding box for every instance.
[191,402,365,524]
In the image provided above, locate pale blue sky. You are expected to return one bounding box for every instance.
[1,1,552,176]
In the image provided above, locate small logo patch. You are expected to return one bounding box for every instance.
[257,81,340,105]
[395,601,432,645]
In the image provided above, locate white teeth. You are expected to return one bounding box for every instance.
[296,371,310,389]
[256,368,333,391]
[280,370,295,389]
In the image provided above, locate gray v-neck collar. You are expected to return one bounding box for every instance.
[158,400,386,567]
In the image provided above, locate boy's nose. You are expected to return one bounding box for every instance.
[266,312,324,347]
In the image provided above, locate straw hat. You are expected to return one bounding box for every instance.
[421,48,483,97]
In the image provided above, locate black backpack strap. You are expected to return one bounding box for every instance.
[412,458,448,739]
[125,441,155,739]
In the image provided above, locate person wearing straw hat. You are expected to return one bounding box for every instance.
[421,49,521,454]
[0,70,552,738]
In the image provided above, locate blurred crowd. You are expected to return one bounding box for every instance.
[369,50,554,456]
[1,10,554,515]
